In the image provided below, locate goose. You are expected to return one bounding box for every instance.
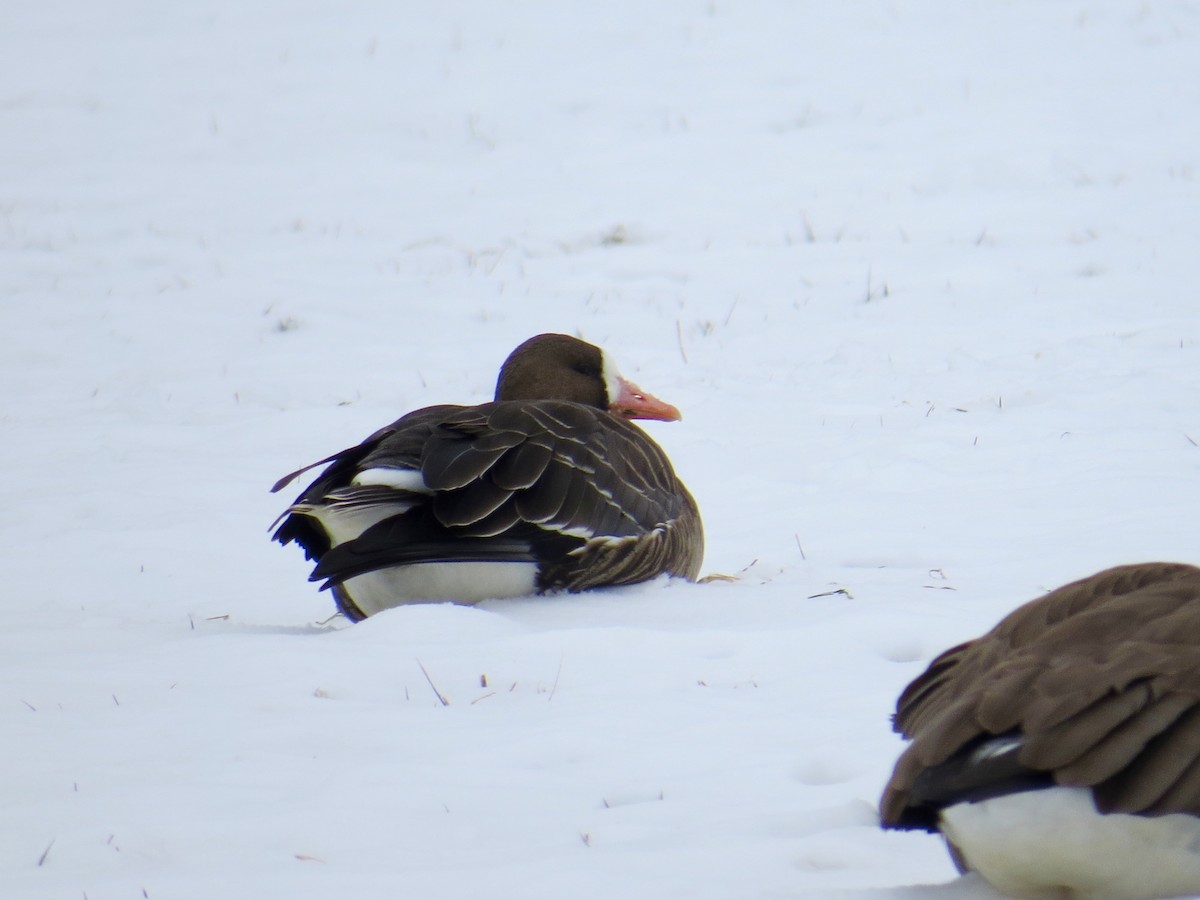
[271,333,703,621]
[879,562,1200,899]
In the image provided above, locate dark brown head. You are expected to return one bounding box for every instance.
[495,333,681,421]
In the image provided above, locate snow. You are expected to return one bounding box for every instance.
[4,1,1200,897]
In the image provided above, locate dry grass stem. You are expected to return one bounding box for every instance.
[415,659,450,706]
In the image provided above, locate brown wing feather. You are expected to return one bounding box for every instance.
[1093,703,1200,813]
[1049,693,1196,789]
[1139,739,1200,813]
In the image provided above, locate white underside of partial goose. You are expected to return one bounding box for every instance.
[339,561,539,617]
[940,786,1200,899]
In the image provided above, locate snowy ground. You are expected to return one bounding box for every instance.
[5,2,1200,897]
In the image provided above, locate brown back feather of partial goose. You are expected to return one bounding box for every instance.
[277,399,702,592]
[881,562,1200,827]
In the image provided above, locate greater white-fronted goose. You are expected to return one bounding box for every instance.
[880,562,1200,899]
[271,333,703,621]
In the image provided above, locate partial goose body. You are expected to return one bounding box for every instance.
[880,562,1200,899]
[272,334,703,621]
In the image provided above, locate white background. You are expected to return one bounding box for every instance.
[4,2,1199,896]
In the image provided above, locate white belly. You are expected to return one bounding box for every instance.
[340,561,539,617]
[941,786,1200,899]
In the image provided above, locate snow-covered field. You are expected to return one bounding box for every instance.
[5,2,1200,897]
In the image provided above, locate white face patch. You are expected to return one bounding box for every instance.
[599,349,625,408]
[351,467,429,491]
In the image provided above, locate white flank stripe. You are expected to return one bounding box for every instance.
[299,501,409,547]
[556,525,596,540]
[352,467,429,491]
